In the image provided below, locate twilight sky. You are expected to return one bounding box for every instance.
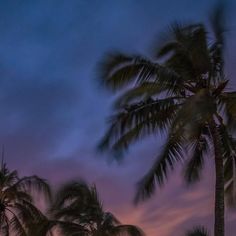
[0,1,236,235]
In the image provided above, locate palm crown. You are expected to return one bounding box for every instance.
[186,226,210,236]
[0,161,51,235]
[99,5,235,201]
[32,181,145,236]
[98,5,235,236]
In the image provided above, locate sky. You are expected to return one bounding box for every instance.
[0,0,236,235]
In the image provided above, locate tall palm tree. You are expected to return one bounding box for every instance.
[33,180,145,236]
[0,161,51,235]
[97,4,235,236]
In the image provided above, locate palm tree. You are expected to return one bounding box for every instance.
[32,180,145,236]
[97,4,235,236]
[0,161,51,235]
[27,212,87,236]
[52,181,145,236]
[186,226,209,236]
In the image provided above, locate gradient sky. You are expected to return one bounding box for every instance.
[0,0,236,235]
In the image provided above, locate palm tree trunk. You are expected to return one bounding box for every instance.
[210,123,224,236]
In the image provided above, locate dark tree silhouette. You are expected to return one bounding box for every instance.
[98,3,235,236]
[32,180,145,236]
[186,226,209,236]
[0,161,51,235]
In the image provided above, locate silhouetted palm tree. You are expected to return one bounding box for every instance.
[98,4,234,236]
[0,161,51,235]
[186,226,209,236]
[27,212,87,236]
[33,181,145,236]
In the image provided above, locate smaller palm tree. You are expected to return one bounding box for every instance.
[0,161,51,235]
[186,226,210,236]
[33,180,145,236]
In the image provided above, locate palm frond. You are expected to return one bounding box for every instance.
[28,219,57,236]
[13,200,46,227]
[184,135,209,184]
[52,180,94,210]
[102,212,120,228]
[209,2,227,82]
[134,90,214,201]
[14,176,52,202]
[219,92,236,130]
[99,97,179,156]
[218,124,236,207]
[135,129,185,203]
[156,22,210,77]
[114,82,167,108]
[209,2,226,46]
[9,215,27,236]
[173,89,216,129]
[218,124,236,159]
[57,221,88,236]
[155,22,201,57]
[98,53,157,91]
[0,214,10,236]
[0,170,18,188]
[98,52,184,96]
[186,226,209,236]
[51,181,103,225]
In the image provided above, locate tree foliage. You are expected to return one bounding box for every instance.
[98,4,236,208]
[0,162,51,236]
[33,180,145,236]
